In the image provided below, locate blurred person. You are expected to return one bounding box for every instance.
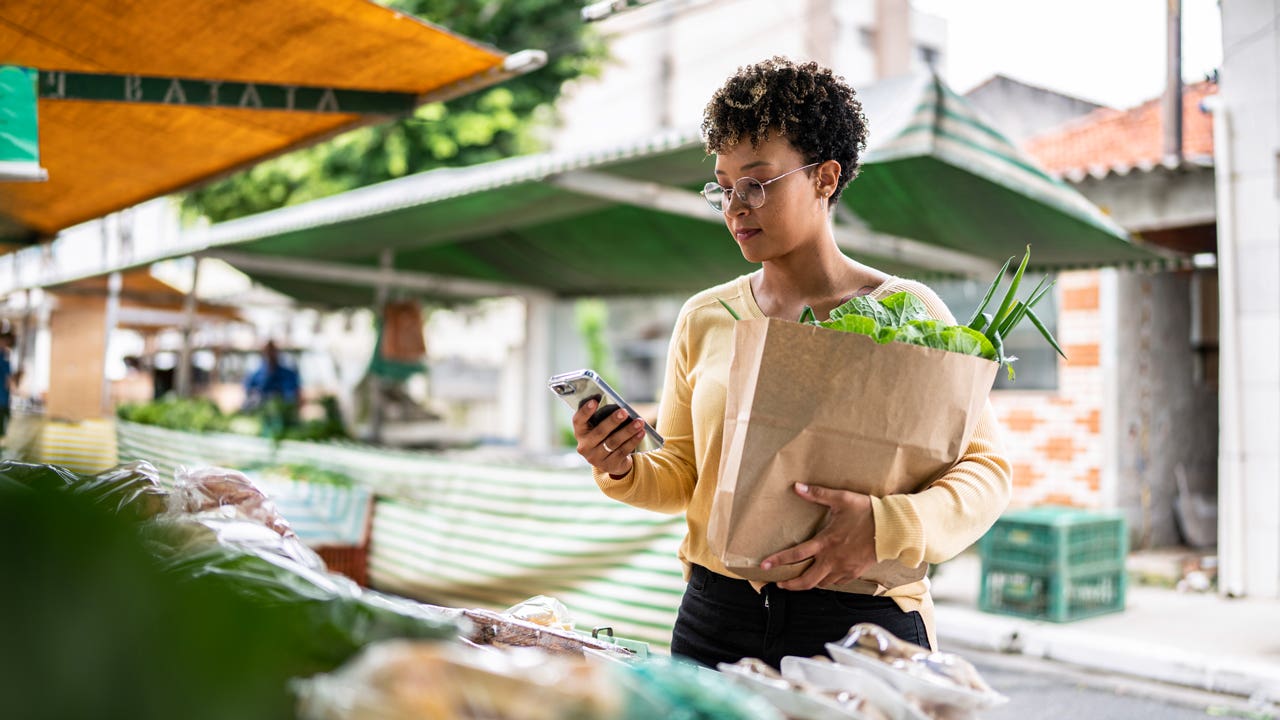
[0,332,13,436]
[571,57,1011,668]
[242,340,300,411]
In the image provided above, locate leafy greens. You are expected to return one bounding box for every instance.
[719,246,1066,381]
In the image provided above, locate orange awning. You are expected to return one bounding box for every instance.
[0,0,517,241]
[49,269,243,331]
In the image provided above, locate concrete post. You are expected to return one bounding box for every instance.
[175,258,201,397]
[521,294,554,452]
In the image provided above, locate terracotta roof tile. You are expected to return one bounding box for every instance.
[1023,81,1217,175]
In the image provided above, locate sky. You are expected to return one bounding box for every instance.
[912,0,1223,109]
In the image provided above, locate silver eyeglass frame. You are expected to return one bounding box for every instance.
[701,162,822,213]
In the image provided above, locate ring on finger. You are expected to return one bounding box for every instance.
[602,441,614,452]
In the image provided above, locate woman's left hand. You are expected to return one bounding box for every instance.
[760,483,877,590]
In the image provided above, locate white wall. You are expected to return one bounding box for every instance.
[1216,0,1280,598]
[551,0,947,150]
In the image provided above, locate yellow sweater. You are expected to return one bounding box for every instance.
[593,273,1012,649]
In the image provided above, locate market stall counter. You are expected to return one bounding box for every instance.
[0,458,1006,720]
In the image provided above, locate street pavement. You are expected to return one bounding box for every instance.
[971,649,1275,720]
[932,552,1280,717]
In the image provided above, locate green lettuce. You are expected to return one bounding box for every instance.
[811,247,1064,379]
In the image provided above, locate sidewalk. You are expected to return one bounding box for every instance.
[932,552,1280,706]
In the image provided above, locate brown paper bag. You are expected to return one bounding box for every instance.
[708,318,999,592]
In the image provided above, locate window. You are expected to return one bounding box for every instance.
[929,277,1060,391]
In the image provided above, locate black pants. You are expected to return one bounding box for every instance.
[670,564,930,669]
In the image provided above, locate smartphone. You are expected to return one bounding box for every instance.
[547,369,664,453]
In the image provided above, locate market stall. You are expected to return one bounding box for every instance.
[74,68,1181,657]
[0,0,545,460]
[1,458,1010,720]
[116,418,688,649]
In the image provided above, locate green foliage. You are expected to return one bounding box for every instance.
[710,248,1063,382]
[575,298,618,385]
[716,297,742,321]
[813,301,1000,362]
[117,396,229,433]
[247,463,356,488]
[118,395,349,443]
[0,464,457,720]
[966,246,1065,379]
[182,0,605,223]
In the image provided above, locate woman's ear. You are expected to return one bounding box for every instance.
[816,159,841,199]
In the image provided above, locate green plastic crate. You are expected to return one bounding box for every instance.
[978,507,1128,622]
[979,564,1126,622]
[979,506,1127,575]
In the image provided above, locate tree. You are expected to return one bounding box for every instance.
[183,0,603,223]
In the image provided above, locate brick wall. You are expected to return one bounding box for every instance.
[991,270,1105,509]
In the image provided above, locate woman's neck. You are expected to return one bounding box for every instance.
[752,233,888,320]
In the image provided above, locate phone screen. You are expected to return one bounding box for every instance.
[548,370,664,452]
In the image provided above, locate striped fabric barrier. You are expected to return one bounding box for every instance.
[23,417,120,474]
[253,477,373,547]
[116,421,687,648]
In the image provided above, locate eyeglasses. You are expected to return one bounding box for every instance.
[701,162,821,213]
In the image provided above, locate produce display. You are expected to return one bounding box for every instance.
[117,394,348,442]
[502,594,576,632]
[718,658,893,720]
[168,465,296,537]
[0,458,169,520]
[297,642,623,720]
[3,458,1005,719]
[825,624,1008,718]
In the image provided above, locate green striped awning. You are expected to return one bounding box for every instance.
[849,72,1158,269]
[145,70,1171,306]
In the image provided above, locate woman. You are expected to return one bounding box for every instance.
[571,57,1011,669]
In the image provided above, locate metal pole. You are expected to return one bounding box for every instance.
[1162,0,1183,163]
[101,271,122,414]
[368,249,394,444]
[175,258,201,397]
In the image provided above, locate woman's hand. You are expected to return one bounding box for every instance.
[761,483,877,590]
[572,399,647,477]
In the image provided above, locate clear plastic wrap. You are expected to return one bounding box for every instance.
[82,461,169,519]
[462,608,627,657]
[0,459,168,520]
[169,465,294,536]
[716,658,881,720]
[504,595,575,631]
[297,641,787,720]
[145,512,460,671]
[826,624,1007,717]
[615,656,785,720]
[296,640,621,720]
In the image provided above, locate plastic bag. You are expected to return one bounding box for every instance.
[147,514,460,668]
[80,461,169,520]
[296,640,620,720]
[149,509,326,572]
[504,595,574,631]
[833,624,993,695]
[169,465,294,536]
[0,460,168,520]
[828,624,1007,716]
[616,656,785,720]
[463,608,628,658]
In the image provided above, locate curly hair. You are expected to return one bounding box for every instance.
[701,56,869,205]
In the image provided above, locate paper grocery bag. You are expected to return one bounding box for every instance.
[708,318,999,592]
